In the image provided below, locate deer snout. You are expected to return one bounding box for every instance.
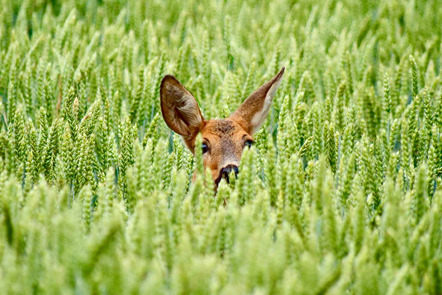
[220,164,239,184]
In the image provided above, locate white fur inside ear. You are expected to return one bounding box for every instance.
[250,77,283,134]
[176,93,203,126]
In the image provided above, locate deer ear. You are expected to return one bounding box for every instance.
[229,67,285,135]
[160,75,204,138]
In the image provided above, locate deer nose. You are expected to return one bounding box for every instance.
[221,165,239,184]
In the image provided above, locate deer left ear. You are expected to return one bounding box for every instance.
[229,67,285,135]
[160,75,205,139]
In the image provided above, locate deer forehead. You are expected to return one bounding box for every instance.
[201,119,246,140]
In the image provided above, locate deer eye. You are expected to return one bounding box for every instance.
[245,140,254,149]
[202,143,209,154]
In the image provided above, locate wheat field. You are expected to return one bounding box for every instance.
[0,0,441,294]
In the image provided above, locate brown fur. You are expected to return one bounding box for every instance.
[160,67,285,186]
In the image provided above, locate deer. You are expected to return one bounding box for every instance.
[160,67,285,187]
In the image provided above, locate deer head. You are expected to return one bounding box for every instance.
[160,67,285,186]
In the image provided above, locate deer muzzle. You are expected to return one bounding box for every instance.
[218,164,239,184]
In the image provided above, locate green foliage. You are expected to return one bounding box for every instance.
[0,0,441,293]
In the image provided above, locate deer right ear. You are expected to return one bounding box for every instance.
[229,67,285,135]
[160,75,205,139]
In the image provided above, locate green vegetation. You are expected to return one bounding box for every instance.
[0,0,441,293]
